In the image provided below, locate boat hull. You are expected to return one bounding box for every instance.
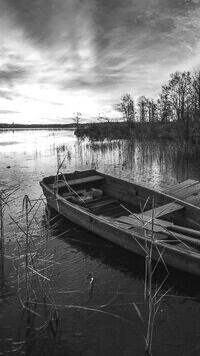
[41,179,200,276]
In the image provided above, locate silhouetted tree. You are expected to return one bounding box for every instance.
[159,85,173,122]
[147,99,157,122]
[192,70,200,119]
[167,71,192,122]
[115,94,135,128]
[98,112,112,124]
[137,96,149,122]
[73,112,82,129]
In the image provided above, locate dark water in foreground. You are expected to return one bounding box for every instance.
[1,129,200,356]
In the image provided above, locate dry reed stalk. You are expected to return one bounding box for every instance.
[0,182,62,355]
[0,192,5,289]
[0,186,18,289]
[129,196,172,356]
[23,195,31,304]
[8,194,61,353]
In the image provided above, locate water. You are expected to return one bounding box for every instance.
[1,129,200,356]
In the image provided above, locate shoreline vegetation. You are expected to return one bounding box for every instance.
[2,69,200,148]
[75,120,200,154]
[75,70,200,147]
[75,121,178,141]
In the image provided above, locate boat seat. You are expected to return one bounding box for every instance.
[139,202,184,219]
[116,215,173,233]
[49,175,105,189]
[116,202,184,229]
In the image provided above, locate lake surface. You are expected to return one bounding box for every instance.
[1,129,200,356]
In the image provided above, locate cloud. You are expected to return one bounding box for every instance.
[0,64,28,86]
[0,110,19,114]
[0,89,14,100]
[0,0,200,123]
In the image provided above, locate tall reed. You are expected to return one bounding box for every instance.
[9,194,61,353]
[0,185,18,289]
[130,198,171,356]
[0,191,5,289]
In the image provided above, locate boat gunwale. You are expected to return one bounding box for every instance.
[40,170,200,213]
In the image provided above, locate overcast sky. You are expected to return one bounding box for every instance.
[0,0,200,124]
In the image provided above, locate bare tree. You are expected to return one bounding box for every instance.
[146,99,157,122]
[167,71,192,122]
[192,70,200,118]
[73,112,82,130]
[158,86,173,122]
[115,94,135,128]
[137,96,149,122]
[98,111,112,124]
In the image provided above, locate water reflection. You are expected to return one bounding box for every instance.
[51,213,200,299]
[43,213,200,356]
[1,130,200,192]
[1,129,200,217]
[1,130,200,355]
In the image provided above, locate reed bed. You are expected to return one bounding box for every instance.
[0,187,63,354]
[0,185,19,289]
[0,191,5,289]
[122,199,173,356]
[130,196,199,355]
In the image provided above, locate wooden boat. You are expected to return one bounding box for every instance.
[40,169,200,276]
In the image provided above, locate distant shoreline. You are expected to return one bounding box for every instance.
[0,123,76,130]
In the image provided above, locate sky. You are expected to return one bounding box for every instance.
[0,0,200,124]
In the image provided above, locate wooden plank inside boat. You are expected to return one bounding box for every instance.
[185,194,200,207]
[86,197,117,209]
[117,215,200,248]
[116,215,173,233]
[89,201,126,217]
[164,179,199,197]
[139,202,184,219]
[167,182,200,201]
[49,175,105,189]
[130,214,174,227]
[163,179,200,211]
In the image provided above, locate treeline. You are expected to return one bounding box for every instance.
[115,70,200,144]
[76,69,200,145]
